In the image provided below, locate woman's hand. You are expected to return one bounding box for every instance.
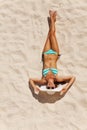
[29,78,47,95]
[34,85,40,95]
[60,88,67,95]
[56,76,76,95]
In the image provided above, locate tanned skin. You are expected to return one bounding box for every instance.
[29,10,75,95]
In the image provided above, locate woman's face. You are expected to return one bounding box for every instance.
[47,78,55,89]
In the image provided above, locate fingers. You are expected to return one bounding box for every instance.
[34,85,40,95]
[60,88,67,95]
[34,90,39,95]
[60,91,64,95]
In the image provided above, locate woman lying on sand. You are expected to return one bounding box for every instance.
[29,10,75,95]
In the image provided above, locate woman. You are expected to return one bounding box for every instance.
[29,10,75,95]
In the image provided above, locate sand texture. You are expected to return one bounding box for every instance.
[0,0,87,130]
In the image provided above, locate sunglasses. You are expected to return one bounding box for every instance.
[47,87,54,89]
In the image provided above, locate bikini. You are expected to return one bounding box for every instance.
[44,49,58,55]
[43,49,59,77]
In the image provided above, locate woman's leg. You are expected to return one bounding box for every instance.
[49,11,60,54]
[42,17,51,61]
[42,11,60,53]
[42,32,51,53]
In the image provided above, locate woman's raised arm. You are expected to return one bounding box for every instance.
[56,76,76,95]
[29,78,46,94]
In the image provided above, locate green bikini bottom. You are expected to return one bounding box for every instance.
[44,49,58,55]
[43,68,58,77]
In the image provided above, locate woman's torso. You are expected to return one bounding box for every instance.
[43,54,58,69]
[42,54,58,78]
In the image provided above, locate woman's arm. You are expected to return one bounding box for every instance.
[29,78,46,94]
[56,76,76,95]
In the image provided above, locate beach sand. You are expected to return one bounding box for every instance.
[0,0,87,130]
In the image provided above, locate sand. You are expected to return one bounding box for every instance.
[0,0,87,130]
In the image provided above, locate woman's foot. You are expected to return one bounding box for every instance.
[53,11,57,22]
[49,10,54,17]
[49,10,57,22]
